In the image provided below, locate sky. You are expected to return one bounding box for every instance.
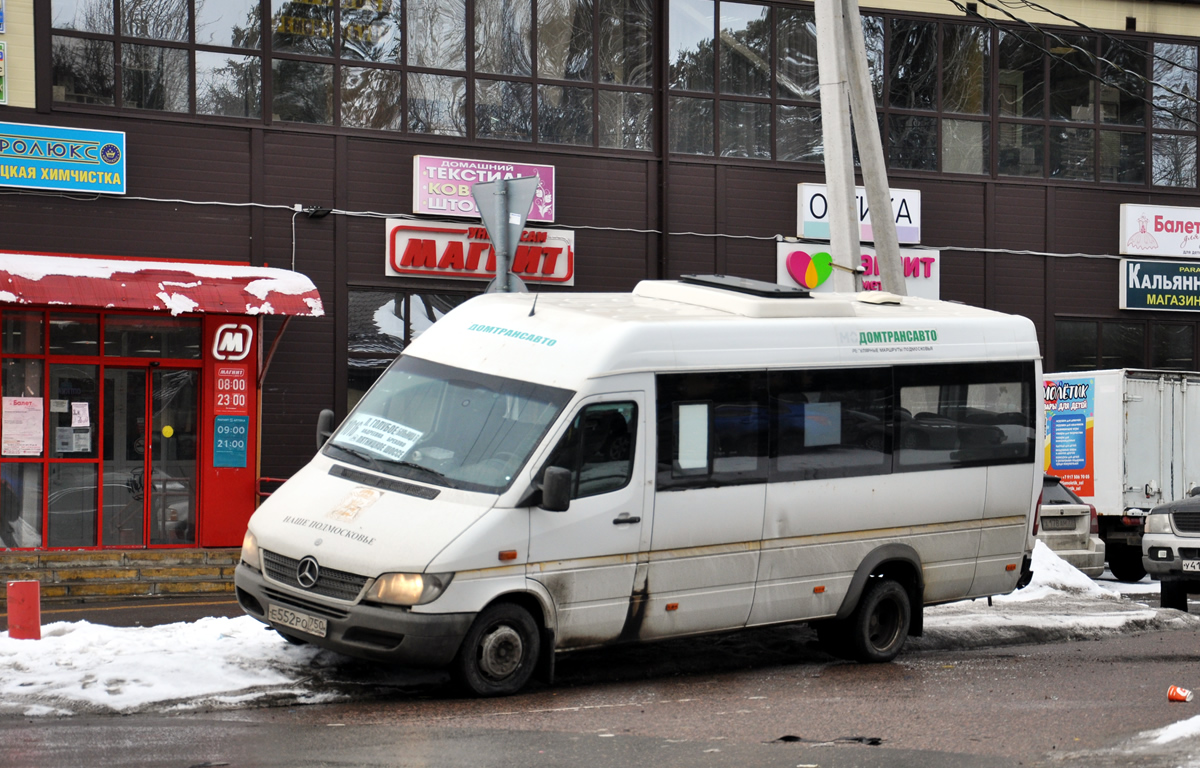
[3,543,1200,756]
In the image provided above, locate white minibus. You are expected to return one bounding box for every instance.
[235,275,1042,696]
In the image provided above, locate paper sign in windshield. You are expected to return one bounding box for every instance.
[338,414,422,461]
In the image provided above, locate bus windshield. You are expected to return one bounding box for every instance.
[324,355,573,493]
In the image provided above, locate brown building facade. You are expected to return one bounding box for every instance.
[1,0,1199,549]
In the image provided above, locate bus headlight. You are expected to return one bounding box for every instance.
[1145,513,1174,534]
[366,572,454,606]
[241,530,262,571]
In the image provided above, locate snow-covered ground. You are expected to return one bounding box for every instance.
[1,543,1199,752]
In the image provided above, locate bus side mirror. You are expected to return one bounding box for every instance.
[540,467,572,512]
[316,409,335,451]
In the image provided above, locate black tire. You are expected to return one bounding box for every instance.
[1108,543,1147,583]
[847,578,911,663]
[453,603,540,697]
[1162,581,1190,612]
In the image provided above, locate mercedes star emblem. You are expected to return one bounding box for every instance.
[296,556,320,589]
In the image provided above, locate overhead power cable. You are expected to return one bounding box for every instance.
[0,187,1136,265]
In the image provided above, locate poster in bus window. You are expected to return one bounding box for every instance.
[1043,377,1094,497]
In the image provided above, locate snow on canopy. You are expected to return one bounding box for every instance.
[0,252,324,317]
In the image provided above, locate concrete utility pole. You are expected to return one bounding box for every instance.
[814,0,907,295]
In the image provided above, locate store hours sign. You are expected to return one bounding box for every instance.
[213,364,249,467]
[214,415,248,468]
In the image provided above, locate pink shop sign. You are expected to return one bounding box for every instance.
[413,155,556,223]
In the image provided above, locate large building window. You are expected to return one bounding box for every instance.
[1055,318,1198,372]
[663,2,1195,187]
[49,0,654,150]
[46,2,1200,185]
[347,290,471,411]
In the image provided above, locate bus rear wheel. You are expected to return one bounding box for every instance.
[847,578,910,663]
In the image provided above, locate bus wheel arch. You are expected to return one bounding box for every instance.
[834,544,924,638]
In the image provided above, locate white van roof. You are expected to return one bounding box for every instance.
[406,278,1041,390]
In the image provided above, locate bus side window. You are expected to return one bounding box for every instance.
[543,402,638,499]
[895,361,1035,470]
[769,367,891,482]
[656,371,769,489]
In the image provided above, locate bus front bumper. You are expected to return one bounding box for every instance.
[234,562,475,667]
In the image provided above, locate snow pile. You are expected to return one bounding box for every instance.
[0,616,332,717]
[1149,714,1200,745]
[911,541,1200,651]
[996,540,1121,602]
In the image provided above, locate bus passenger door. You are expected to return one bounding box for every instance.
[527,394,648,648]
[639,373,769,640]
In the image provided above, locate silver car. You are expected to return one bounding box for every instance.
[1038,475,1106,577]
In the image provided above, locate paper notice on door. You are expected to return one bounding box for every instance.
[50,399,68,413]
[71,402,89,427]
[55,427,92,453]
[3,397,42,456]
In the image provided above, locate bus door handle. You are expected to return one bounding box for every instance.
[613,513,641,525]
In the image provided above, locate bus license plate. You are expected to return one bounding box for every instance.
[268,604,328,638]
[1183,561,1200,573]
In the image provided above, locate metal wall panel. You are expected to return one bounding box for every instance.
[259,133,337,480]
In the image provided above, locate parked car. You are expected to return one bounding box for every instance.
[1142,488,1200,611]
[1038,475,1105,577]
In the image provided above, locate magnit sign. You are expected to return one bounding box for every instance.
[386,219,575,285]
[775,242,940,299]
[212,323,254,361]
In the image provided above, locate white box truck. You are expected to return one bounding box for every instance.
[1043,368,1200,582]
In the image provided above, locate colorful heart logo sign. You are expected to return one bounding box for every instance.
[786,250,833,289]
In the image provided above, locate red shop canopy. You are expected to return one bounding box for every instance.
[0,252,324,317]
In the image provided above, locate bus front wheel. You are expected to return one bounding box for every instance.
[453,603,541,697]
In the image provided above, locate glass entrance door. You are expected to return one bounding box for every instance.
[103,368,198,547]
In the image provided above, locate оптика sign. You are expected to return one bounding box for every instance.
[1120,258,1200,311]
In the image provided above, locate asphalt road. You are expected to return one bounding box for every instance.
[4,595,1200,768]
[3,583,1198,767]
[4,624,1200,768]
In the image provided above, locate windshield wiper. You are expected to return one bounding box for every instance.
[376,459,458,489]
[328,443,457,489]
[327,443,387,474]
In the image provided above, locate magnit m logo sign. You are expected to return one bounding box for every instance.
[213,324,254,361]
